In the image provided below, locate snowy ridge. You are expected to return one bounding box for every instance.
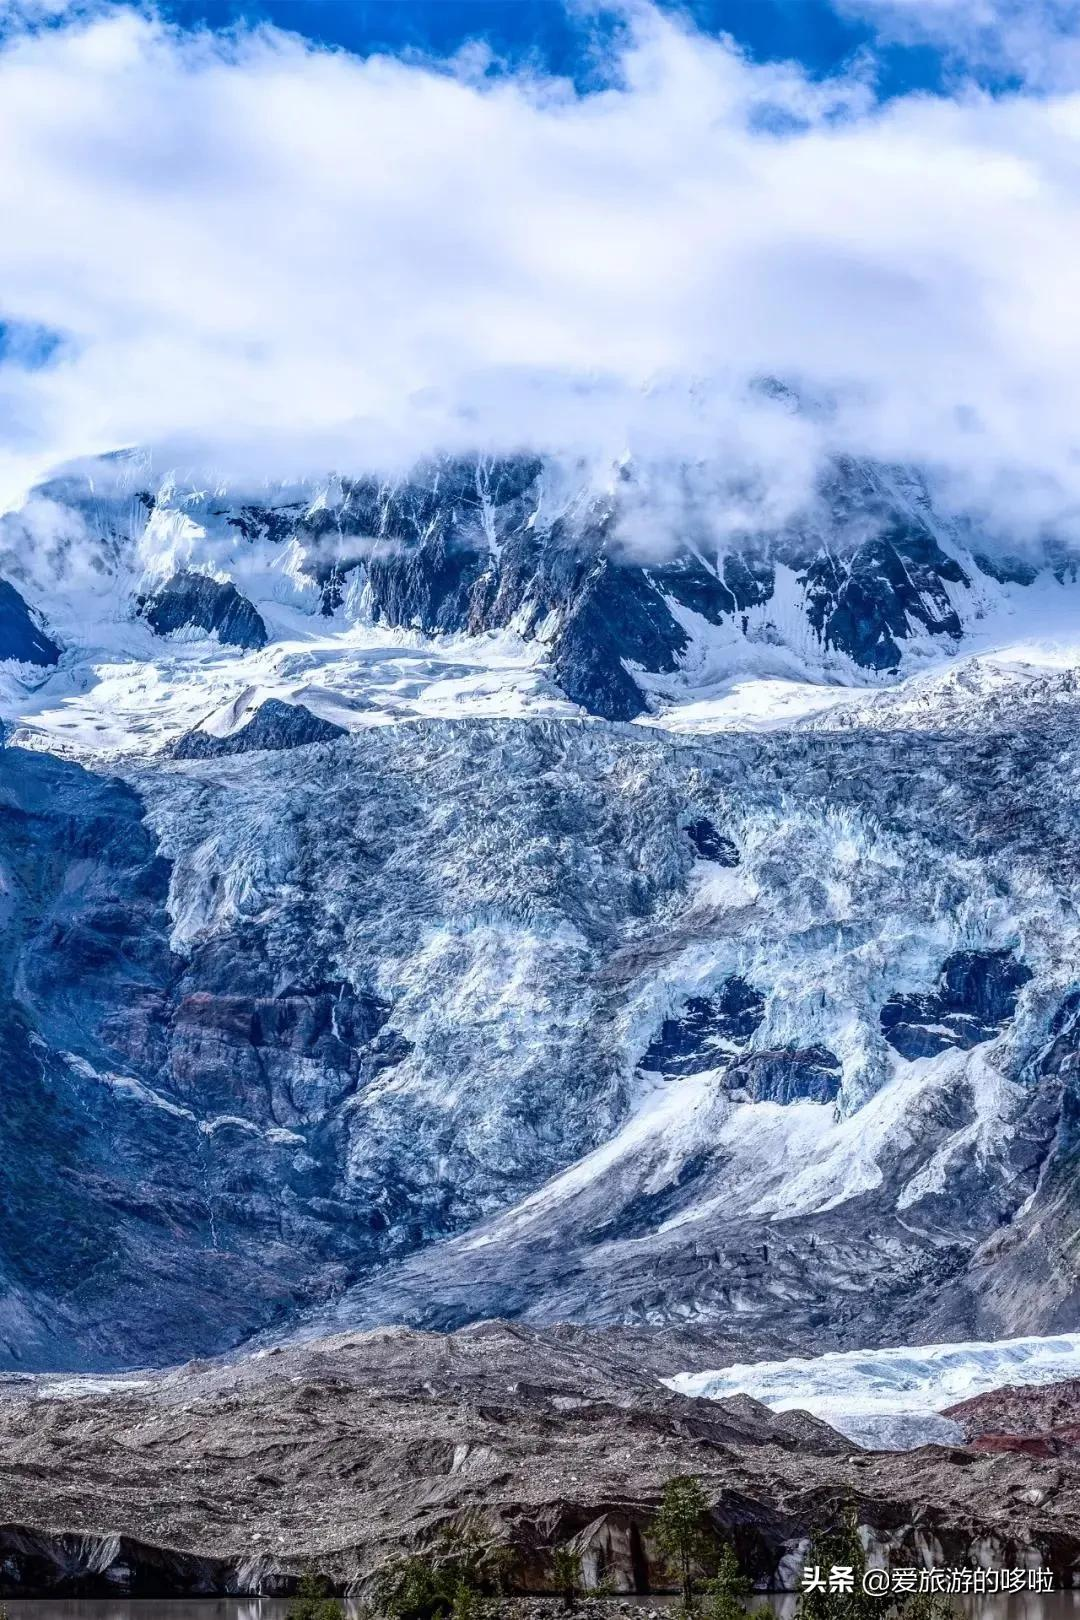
[0,448,1078,749]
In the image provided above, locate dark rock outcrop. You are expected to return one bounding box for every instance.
[169,699,347,758]
[0,578,60,666]
[642,979,766,1077]
[722,1046,842,1106]
[973,552,1039,587]
[881,948,1032,1060]
[724,554,775,613]
[804,524,965,672]
[141,569,268,649]
[551,593,655,721]
[685,818,739,865]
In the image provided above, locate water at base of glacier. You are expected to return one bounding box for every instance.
[667,1332,1080,1450]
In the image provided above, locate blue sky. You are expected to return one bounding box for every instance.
[148,0,948,95]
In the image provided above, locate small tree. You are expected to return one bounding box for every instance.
[449,1579,487,1620]
[653,1474,717,1610]
[287,1570,345,1620]
[370,1517,512,1620]
[551,1542,584,1612]
[799,1508,873,1620]
[700,1541,751,1620]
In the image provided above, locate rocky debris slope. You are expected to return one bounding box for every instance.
[944,1380,1080,1457]
[880,950,1033,1061]
[0,1322,1077,1597]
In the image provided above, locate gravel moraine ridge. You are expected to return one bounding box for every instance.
[3,1324,1080,1597]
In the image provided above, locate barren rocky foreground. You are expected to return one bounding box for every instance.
[945,1380,1080,1458]
[2,1322,1080,1597]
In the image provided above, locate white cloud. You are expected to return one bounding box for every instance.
[843,0,1080,88]
[1,2,1080,542]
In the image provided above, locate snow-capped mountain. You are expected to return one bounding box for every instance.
[2,448,1080,1371]
[0,447,1065,751]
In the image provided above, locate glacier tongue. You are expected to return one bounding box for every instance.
[667,1333,1080,1451]
[5,686,1080,1367]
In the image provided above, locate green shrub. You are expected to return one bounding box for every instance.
[371,1553,454,1620]
[653,1474,718,1608]
[551,1542,584,1611]
[699,1541,752,1620]
[287,1570,345,1620]
[370,1517,513,1620]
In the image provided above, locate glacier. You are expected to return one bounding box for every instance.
[2,447,1080,1368]
[667,1332,1080,1451]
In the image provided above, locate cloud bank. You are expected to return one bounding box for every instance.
[2,1,1080,541]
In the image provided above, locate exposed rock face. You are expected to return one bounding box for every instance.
[1,1324,1078,1597]
[722,1047,842,1106]
[685,818,740,865]
[943,1379,1080,1457]
[141,569,268,649]
[881,949,1033,1060]
[641,980,766,1076]
[0,578,60,666]
[169,699,347,758]
[803,522,964,672]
